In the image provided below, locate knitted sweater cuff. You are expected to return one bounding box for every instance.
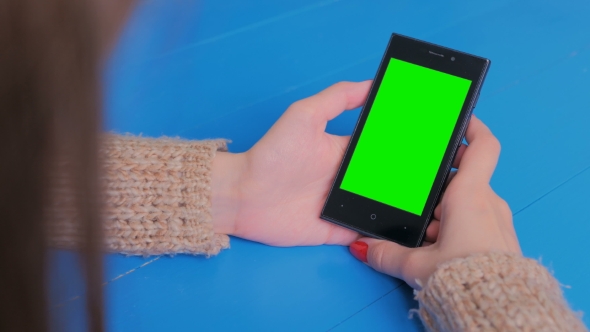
[416,252,587,332]
[49,134,230,257]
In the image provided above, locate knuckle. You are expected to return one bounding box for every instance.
[288,98,315,117]
[289,98,309,112]
[486,135,501,154]
[332,81,352,90]
[495,139,501,154]
[369,242,387,269]
[497,197,513,219]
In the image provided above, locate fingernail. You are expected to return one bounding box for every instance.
[349,241,368,263]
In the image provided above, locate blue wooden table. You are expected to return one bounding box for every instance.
[51,1,590,330]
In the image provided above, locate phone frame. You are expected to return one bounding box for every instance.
[320,33,490,247]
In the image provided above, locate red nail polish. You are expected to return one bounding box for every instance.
[350,241,368,263]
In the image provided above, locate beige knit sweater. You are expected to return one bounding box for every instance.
[49,135,587,332]
[48,134,230,256]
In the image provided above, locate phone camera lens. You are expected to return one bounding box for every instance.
[451,57,455,61]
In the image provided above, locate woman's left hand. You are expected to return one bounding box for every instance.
[211,81,371,246]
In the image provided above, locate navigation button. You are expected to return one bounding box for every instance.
[370,214,377,220]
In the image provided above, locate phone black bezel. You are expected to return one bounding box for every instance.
[320,33,490,248]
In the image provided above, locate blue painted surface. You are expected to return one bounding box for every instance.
[515,166,590,324]
[331,285,423,331]
[50,0,590,330]
[104,239,400,331]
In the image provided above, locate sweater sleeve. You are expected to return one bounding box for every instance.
[48,134,230,256]
[416,252,587,332]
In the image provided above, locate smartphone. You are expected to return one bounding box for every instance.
[321,34,490,247]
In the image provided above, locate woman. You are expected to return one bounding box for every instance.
[1,1,586,331]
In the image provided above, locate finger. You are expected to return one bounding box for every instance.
[356,237,413,280]
[325,224,360,245]
[291,81,372,121]
[433,203,442,220]
[458,116,501,184]
[425,219,440,242]
[436,170,456,211]
[452,144,467,168]
[444,170,457,189]
[331,135,351,154]
[421,241,433,247]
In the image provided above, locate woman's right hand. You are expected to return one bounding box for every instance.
[350,116,521,289]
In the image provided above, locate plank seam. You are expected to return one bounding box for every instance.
[513,164,590,216]
[155,0,343,60]
[325,283,406,331]
[52,256,161,307]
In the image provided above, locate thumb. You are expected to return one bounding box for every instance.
[350,238,413,281]
[290,81,372,122]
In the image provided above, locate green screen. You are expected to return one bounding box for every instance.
[340,58,472,216]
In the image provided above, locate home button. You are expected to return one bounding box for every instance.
[370,214,377,220]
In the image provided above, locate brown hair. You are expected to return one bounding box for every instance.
[0,1,133,331]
